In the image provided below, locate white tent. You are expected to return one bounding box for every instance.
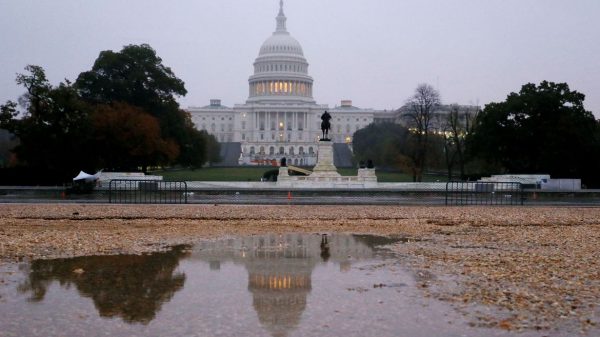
[73,170,102,182]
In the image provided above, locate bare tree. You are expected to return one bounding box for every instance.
[442,104,479,180]
[402,83,440,182]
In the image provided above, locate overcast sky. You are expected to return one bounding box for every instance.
[1,0,599,116]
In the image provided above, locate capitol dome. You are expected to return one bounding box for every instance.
[247,0,314,103]
[259,34,304,57]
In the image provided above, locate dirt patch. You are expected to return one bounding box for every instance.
[1,204,599,334]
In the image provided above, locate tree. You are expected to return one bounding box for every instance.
[168,109,220,169]
[204,130,222,165]
[352,122,411,168]
[90,103,179,171]
[75,44,186,111]
[401,84,441,181]
[75,44,215,168]
[468,81,600,186]
[438,104,479,180]
[0,65,94,176]
[19,246,189,323]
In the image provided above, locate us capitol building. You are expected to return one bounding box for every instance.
[186,1,394,166]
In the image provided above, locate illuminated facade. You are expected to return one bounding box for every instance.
[189,233,374,337]
[187,1,387,166]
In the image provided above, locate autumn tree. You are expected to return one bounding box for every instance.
[74,44,215,168]
[90,103,179,171]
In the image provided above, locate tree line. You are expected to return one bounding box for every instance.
[0,44,219,183]
[353,82,600,187]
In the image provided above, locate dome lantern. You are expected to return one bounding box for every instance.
[276,0,287,34]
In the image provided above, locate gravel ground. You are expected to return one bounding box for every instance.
[0,203,599,335]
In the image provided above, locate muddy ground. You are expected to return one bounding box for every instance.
[0,204,598,335]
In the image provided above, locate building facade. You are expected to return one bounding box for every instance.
[187,1,383,166]
[186,1,473,166]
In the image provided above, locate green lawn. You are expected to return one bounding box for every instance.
[152,167,447,182]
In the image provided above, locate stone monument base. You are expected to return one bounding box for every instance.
[277,140,377,188]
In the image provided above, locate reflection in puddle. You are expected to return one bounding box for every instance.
[18,246,190,324]
[189,234,377,337]
[1,234,481,337]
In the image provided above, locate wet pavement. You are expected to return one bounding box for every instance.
[0,234,575,337]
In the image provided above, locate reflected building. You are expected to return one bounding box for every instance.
[190,233,374,337]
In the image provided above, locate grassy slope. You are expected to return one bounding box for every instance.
[152,167,447,182]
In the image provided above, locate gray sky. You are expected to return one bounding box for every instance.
[1,0,599,116]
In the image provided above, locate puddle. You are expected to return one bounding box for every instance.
[0,234,543,337]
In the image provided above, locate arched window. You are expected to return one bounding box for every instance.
[299,146,304,154]
[308,147,314,154]
[279,147,284,155]
[250,146,255,155]
[269,146,275,155]
[259,146,265,154]
[289,147,295,155]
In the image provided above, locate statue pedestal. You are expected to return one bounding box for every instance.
[276,140,378,188]
[311,140,340,177]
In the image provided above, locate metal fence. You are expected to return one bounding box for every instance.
[5,181,600,205]
[108,180,188,204]
[445,181,524,205]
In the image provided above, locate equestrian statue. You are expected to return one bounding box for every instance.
[320,110,332,141]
